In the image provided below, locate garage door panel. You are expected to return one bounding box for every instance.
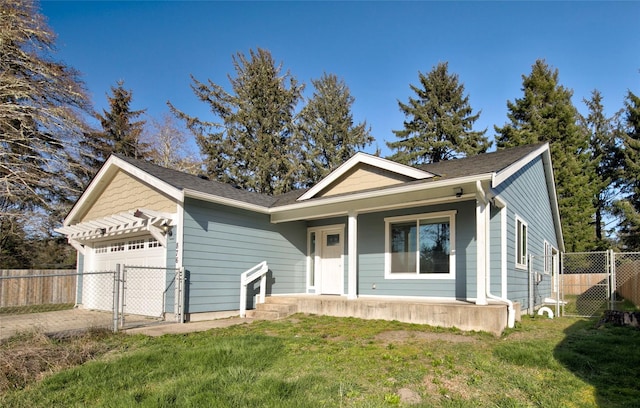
[82,237,167,317]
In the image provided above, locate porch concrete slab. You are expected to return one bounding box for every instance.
[271,295,513,335]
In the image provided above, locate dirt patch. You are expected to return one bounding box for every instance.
[374,330,478,345]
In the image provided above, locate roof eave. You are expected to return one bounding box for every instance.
[183,189,271,214]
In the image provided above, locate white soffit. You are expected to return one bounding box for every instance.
[298,152,434,201]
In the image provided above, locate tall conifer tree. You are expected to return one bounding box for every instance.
[89,80,148,166]
[495,60,596,251]
[170,48,303,195]
[387,62,489,165]
[581,90,622,248]
[615,90,640,250]
[297,73,374,187]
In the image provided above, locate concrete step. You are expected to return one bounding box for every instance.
[252,297,298,320]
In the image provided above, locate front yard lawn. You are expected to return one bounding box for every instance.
[1,314,638,407]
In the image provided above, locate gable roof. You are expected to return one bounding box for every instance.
[297,152,434,201]
[113,155,278,208]
[64,142,554,224]
[416,143,547,182]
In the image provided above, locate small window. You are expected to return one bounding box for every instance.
[516,217,528,269]
[128,239,145,250]
[148,238,160,248]
[326,234,340,246]
[110,242,125,252]
[544,241,557,275]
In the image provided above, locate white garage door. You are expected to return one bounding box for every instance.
[83,237,166,317]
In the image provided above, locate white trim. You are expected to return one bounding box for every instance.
[384,210,457,280]
[492,143,549,187]
[541,148,565,252]
[306,224,345,295]
[298,152,434,201]
[183,189,270,214]
[476,195,488,305]
[515,215,528,269]
[274,173,491,216]
[491,143,564,252]
[347,211,358,299]
[499,200,508,299]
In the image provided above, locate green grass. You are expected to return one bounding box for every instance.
[563,294,638,316]
[0,303,75,315]
[1,314,639,407]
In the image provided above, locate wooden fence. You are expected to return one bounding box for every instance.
[562,268,640,307]
[0,269,76,307]
[617,262,640,308]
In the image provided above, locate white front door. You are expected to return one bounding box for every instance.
[319,229,344,295]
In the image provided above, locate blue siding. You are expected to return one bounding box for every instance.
[357,200,477,300]
[493,156,559,309]
[164,231,177,313]
[182,198,306,313]
[489,205,503,294]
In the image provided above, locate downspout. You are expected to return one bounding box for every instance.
[477,181,515,329]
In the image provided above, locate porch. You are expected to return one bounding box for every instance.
[247,295,520,336]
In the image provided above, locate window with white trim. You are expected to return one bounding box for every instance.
[385,211,456,279]
[544,241,558,274]
[516,216,528,269]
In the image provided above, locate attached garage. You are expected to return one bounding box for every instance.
[56,156,181,319]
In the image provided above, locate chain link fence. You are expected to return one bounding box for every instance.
[0,266,185,341]
[0,270,116,341]
[613,252,640,309]
[560,251,640,317]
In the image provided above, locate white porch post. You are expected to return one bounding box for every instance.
[347,211,358,299]
[476,199,488,305]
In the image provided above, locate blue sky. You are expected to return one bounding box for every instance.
[41,1,640,157]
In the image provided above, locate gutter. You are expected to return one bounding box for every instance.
[477,181,515,329]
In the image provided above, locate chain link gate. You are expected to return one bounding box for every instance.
[560,251,640,317]
[114,265,185,330]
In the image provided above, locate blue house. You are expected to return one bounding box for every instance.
[57,143,563,334]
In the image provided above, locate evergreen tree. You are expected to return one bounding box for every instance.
[297,73,374,186]
[581,90,623,248]
[615,90,640,250]
[0,0,91,263]
[170,48,303,195]
[89,80,148,165]
[495,59,597,252]
[387,62,489,165]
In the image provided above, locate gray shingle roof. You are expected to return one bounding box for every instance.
[115,143,546,208]
[114,155,279,207]
[417,143,545,180]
